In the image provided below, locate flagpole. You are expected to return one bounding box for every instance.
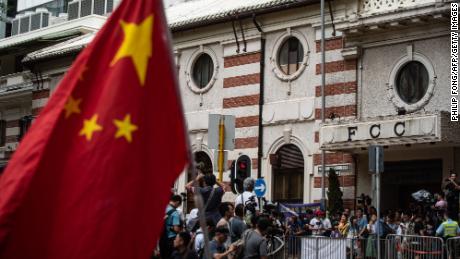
[158,0,211,256]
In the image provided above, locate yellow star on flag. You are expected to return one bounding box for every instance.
[113,114,138,143]
[63,96,81,118]
[79,114,103,141]
[110,15,154,86]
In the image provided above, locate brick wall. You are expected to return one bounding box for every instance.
[313,152,353,166]
[315,81,357,97]
[315,59,357,75]
[315,38,343,53]
[223,94,260,108]
[223,73,260,88]
[224,53,261,68]
[314,105,357,119]
[235,116,259,128]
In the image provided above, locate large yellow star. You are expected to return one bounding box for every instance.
[113,114,138,143]
[110,15,154,86]
[79,114,103,141]
[63,95,81,118]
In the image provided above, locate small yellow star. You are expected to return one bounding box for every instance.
[79,114,103,141]
[79,66,88,81]
[63,95,81,118]
[110,15,154,86]
[113,114,138,143]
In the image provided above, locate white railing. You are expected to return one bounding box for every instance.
[361,0,441,15]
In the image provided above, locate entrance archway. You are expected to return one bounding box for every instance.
[186,151,213,212]
[271,144,304,203]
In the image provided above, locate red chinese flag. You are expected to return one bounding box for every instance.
[0,0,189,257]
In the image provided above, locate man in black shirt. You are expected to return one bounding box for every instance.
[443,172,460,221]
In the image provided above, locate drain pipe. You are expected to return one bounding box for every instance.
[320,0,327,211]
[253,14,264,179]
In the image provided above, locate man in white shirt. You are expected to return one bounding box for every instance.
[309,210,332,236]
[235,178,259,210]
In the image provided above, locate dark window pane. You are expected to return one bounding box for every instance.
[278,37,304,75]
[192,54,214,89]
[396,61,429,104]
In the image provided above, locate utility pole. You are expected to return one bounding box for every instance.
[217,116,225,182]
[376,147,381,259]
[320,0,326,211]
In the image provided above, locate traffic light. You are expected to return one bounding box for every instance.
[230,155,251,194]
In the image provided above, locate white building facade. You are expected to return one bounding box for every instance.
[0,0,456,213]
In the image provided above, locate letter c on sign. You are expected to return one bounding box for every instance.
[369,124,381,138]
[348,126,358,141]
[394,122,405,137]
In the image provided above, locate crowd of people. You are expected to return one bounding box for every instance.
[153,173,280,259]
[153,170,460,259]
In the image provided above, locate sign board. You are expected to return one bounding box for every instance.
[254,178,266,197]
[208,114,235,151]
[320,115,439,149]
[213,150,228,172]
[369,145,384,173]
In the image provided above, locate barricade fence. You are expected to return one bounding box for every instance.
[283,234,449,259]
[446,237,460,259]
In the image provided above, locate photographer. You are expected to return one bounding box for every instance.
[235,178,259,226]
[235,178,259,211]
[186,173,225,225]
[443,171,460,221]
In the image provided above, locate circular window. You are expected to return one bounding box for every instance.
[278,37,304,76]
[270,30,309,82]
[192,53,214,89]
[395,61,429,104]
[388,52,436,113]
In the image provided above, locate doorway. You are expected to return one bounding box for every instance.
[381,159,442,211]
[271,144,304,203]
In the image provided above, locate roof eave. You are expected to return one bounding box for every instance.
[169,0,320,32]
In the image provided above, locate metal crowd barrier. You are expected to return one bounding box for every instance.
[446,237,460,259]
[385,234,444,259]
[267,235,285,259]
[283,234,446,259]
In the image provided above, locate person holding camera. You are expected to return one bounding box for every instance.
[443,171,460,221]
[235,178,259,211]
[186,173,225,225]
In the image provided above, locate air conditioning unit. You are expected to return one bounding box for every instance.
[67,0,114,21]
[10,9,50,36]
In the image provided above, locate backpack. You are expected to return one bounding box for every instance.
[158,208,179,257]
